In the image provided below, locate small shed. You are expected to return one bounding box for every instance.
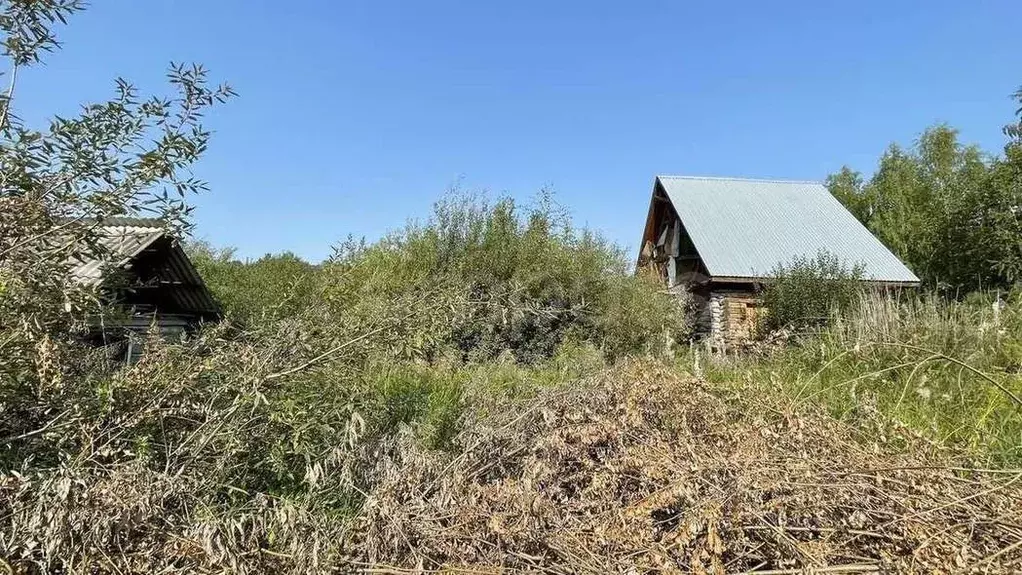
[68,217,221,359]
[636,176,919,349]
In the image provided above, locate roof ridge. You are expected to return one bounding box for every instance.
[656,174,823,185]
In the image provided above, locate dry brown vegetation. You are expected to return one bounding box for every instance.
[349,361,1022,574]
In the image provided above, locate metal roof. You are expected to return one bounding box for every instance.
[66,220,220,317]
[145,238,221,315]
[655,176,920,284]
[69,223,165,287]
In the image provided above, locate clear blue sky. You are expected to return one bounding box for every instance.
[17,0,1022,261]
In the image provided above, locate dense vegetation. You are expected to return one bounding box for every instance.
[1,3,1022,572]
[191,192,687,361]
[712,290,1022,463]
[827,93,1022,293]
[754,93,1022,463]
[760,251,865,331]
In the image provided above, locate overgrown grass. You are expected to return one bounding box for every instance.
[1,191,679,573]
[704,290,1022,465]
[6,191,1022,573]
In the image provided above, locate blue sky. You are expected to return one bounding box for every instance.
[17,0,1022,261]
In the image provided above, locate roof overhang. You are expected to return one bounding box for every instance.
[708,274,921,288]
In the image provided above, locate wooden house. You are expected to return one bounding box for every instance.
[68,217,221,360]
[636,176,919,349]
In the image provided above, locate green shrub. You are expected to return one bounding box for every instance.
[188,242,322,326]
[595,271,690,360]
[706,290,1022,465]
[322,189,685,362]
[761,251,864,331]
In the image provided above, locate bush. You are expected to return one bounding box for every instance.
[595,270,690,360]
[761,251,864,331]
[188,243,322,326]
[1,185,694,571]
[0,311,615,572]
[706,290,1022,465]
[322,190,687,362]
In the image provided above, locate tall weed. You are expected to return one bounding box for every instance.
[707,290,1022,464]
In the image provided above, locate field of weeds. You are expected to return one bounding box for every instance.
[4,196,1022,573]
[3,6,1022,568]
[6,350,1021,574]
[350,360,1022,574]
[708,291,1022,467]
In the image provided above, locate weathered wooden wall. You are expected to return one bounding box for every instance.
[708,289,762,352]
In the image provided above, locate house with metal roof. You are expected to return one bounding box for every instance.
[67,217,221,360]
[636,176,919,348]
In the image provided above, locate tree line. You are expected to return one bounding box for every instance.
[827,88,1022,294]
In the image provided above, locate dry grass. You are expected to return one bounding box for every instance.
[712,291,1022,466]
[350,360,1022,573]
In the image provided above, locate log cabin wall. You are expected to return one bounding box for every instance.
[707,284,761,352]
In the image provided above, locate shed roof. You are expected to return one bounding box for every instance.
[69,221,165,287]
[654,176,920,284]
[66,219,220,317]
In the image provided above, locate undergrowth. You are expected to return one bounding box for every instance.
[1,191,675,573]
[704,290,1022,465]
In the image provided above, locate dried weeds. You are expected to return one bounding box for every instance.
[351,361,1022,574]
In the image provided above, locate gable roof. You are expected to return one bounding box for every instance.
[67,218,221,318]
[69,218,166,287]
[653,176,920,284]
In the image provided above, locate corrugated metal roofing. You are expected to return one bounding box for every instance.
[150,239,221,315]
[66,221,220,317]
[655,176,920,284]
[90,216,167,228]
[69,224,165,287]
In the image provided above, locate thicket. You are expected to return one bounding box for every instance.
[827,88,1022,293]
[0,6,685,570]
[760,251,864,331]
[2,3,1022,572]
[191,191,688,362]
[188,243,322,326]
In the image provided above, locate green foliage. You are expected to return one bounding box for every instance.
[324,189,687,362]
[4,3,1019,570]
[761,251,864,331]
[706,291,1022,465]
[367,364,465,449]
[829,107,1022,293]
[595,271,689,360]
[825,167,870,223]
[188,242,321,325]
[0,0,234,476]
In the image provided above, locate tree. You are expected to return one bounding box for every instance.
[826,166,870,223]
[0,0,233,464]
[987,84,1022,283]
[828,112,1022,293]
[0,2,233,319]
